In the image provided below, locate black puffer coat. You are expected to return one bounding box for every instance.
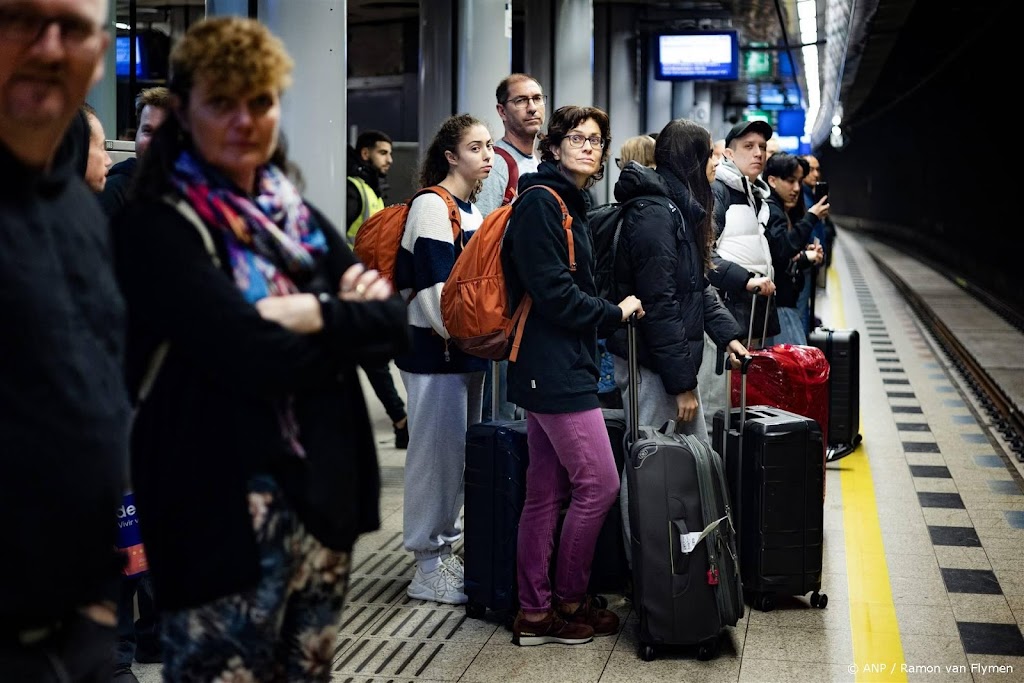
[607,163,743,394]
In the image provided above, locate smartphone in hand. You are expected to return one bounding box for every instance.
[814,181,829,202]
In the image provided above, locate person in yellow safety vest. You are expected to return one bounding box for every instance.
[346,129,409,448]
[347,130,393,243]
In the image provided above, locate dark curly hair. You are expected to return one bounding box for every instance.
[418,113,487,200]
[538,105,610,189]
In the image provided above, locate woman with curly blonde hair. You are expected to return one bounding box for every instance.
[116,17,407,679]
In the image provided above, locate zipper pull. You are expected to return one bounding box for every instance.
[443,339,451,363]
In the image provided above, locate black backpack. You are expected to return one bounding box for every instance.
[587,195,678,301]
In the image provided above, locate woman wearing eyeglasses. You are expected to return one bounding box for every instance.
[501,106,644,647]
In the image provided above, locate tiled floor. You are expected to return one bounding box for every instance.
[128,230,1024,682]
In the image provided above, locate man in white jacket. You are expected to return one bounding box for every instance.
[700,120,779,431]
[711,119,778,345]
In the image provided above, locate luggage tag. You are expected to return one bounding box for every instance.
[673,516,728,555]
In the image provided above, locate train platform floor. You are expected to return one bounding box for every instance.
[128,226,1024,683]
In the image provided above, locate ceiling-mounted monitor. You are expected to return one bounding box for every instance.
[654,30,740,81]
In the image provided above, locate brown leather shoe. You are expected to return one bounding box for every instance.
[557,596,620,637]
[511,610,594,646]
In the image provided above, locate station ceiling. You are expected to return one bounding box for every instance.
[119,0,919,137]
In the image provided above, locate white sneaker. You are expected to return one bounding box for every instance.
[407,562,468,605]
[441,553,464,580]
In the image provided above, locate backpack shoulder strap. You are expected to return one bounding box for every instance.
[139,196,224,404]
[494,146,519,206]
[415,185,462,243]
[162,194,221,268]
[506,185,573,363]
[518,185,575,271]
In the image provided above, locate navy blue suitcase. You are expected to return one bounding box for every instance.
[463,417,529,622]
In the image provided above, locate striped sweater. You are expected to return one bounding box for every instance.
[394,190,488,374]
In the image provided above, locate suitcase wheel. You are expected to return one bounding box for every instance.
[697,639,719,661]
[639,643,657,662]
[466,600,486,620]
[753,594,776,612]
[811,591,828,609]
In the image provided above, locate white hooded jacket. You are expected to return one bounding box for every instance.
[711,158,774,280]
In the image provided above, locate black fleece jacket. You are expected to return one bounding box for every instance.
[764,189,822,308]
[606,164,743,393]
[114,194,408,610]
[501,161,622,414]
[0,132,129,631]
[98,156,138,218]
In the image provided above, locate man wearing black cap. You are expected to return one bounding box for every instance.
[698,119,780,430]
[709,119,778,341]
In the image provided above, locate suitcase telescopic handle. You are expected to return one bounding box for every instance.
[490,360,500,420]
[627,314,640,444]
[745,284,774,349]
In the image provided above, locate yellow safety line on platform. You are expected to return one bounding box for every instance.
[828,264,907,682]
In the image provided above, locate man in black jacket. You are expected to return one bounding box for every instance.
[0,0,130,679]
[98,86,170,217]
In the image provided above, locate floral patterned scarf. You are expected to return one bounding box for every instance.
[171,150,327,302]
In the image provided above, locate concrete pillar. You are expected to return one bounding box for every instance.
[646,51,671,134]
[419,0,455,154]
[671,81,694,120]
[692,82,712,129]
[551,0,593,109]
[521,0,553,99]
[457,0,511,137]
[257,0,347,228]
[596,3,640,203]
[87,1,117,136]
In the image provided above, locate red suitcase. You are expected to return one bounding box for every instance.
[730,344,829,493]
[726,296,830,495]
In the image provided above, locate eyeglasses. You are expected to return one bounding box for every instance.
[505,94,547,110]
[0,8,100,48]
[566,134,606,150]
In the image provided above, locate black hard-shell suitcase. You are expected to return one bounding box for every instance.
[712,350,829,612]
[807,327,862,460]
[623,320,743,662]
[463,366,629,623]
[463,413,528,623]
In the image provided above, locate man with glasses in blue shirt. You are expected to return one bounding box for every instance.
[476,73,547,421]
[0,1,131,679]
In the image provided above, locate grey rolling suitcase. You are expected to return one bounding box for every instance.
[623,319,743,661]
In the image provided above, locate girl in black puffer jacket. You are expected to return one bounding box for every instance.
[608,119,748,441]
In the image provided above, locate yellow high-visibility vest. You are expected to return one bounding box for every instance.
[347,176,385,242]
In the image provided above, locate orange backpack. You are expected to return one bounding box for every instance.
[353,186,460,293]
[441,185,574,362]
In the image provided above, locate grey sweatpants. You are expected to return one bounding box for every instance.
[697,333,727,435]
[613,356,710,567]
[400,370,485,561]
